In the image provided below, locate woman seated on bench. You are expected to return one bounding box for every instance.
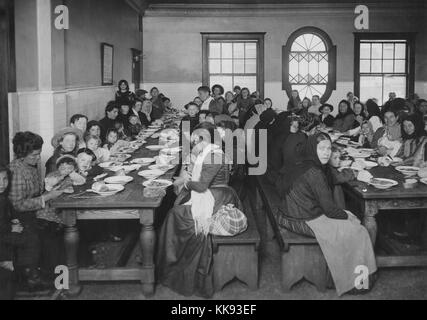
[276,132,377,296]
[156,122,243,298]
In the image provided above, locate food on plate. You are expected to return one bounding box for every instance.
[92,182,109,193]
[371,178,392,186]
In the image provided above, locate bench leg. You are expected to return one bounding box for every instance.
[213,245,259,291]
[303,245,328,293]
[281,247,304,292]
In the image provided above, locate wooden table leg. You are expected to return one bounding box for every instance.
[363,200,378,247]
[139,209,155,297]
[62,210,82,297]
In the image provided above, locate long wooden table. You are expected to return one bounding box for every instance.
[343,166,427,267]
[51,136,178,297]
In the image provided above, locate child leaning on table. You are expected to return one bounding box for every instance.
[86,134,110,164]
[128,114,144,140]
[328,147,356,210]
[103,128,130,155]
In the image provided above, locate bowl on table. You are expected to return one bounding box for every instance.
[146,145,164,151]
[89,183,125,196]
[138,169,166,180]
[131,158,156,166]
[395,166,420,177]
[369,178,398,190]
[104,176,134,185]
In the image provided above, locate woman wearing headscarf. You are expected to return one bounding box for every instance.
[372,108,402,157]
[276,133,377,296]
[395,114,427,166]
[365,99,383,133]
[333,100,356,133]
[156,123,243,298]
[115,80,136,107]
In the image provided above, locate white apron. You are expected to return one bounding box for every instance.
[306,212,377,296]
[184,144,224,235]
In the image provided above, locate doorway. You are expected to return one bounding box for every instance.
[0,0,15,165]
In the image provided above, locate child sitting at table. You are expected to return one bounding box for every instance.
[114,122,131,142]
[103,128,129,155]
[328,147,356,209]
[358,120,375,148]
[128,114,144,139]
[76,148,103,181]
[86,134,110,164]
[44,155,77,193]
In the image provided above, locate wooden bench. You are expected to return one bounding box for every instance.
[212,208,261,291]
[255,175,329,292]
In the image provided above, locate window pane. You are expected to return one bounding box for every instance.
[222,59,232,74]
[233,59,245,73]
[234,76,256,92]
[383,43,394,59]
[371,43,382,59]
[209,43,221,58]
[210,76,233,92]
[289,58,299,79]
[209,59,221,74]
[360,60,370,73]
[383,76,406,102]
[222,43,233,59]
[310,35,326,51]
[245,43,257,59]
[245,59,257,74]
[395,43,406,59]
[319,59,328,78]
[233,43,245,59]
[360,43,371,59]
[371,60,382,73]
[383,60,394,73]
[360,76,383,105]
[299,60,309,79]
[395,60,406,73]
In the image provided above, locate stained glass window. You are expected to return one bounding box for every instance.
[289,34,328,99]
[283,27,336,102]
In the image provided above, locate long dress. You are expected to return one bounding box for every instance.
[156,147,243,298]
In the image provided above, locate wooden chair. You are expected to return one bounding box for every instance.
[212,209,261,291]
[255,176,329,292]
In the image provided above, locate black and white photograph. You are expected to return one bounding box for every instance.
[0,0,426,304]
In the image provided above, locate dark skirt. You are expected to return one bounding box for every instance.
[156,186,242,298]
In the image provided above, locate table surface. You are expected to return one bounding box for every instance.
[51,136,178,209]
[344,166,427,200]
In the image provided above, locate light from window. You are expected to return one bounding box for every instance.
[359,40,408,105]
[289,33,328,100]
[208,41,257,92]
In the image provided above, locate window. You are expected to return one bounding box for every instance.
[283,27,336,102]
[202,33,265,97]
[355,33,416,106]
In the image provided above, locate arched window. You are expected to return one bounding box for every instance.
[282,27,336,103]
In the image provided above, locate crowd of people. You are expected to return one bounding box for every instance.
[1,77,427,299]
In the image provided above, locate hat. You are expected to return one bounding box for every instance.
[319,104,334,113]
[51,127,83,149]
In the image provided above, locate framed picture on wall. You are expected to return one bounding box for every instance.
[101,43,114,85]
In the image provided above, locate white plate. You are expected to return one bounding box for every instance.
[396,166,420,177]
[138,169,165,179]
[146,145,164,151]
[160,147,181,155]
[104,176,134,185]
[420,178,427,185]
[142,179,173,189]
[364,161,378,169]
[369,178,399,190]
[149,164,175,171]
[89,184,125,196]
[109,165,140,173]
[99,161,122,168]
[110,154,132,161]
[131,158,156,165]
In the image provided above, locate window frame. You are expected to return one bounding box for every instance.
[282,26,337,103]
[354,32,416,103]
[202,32,265,98]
